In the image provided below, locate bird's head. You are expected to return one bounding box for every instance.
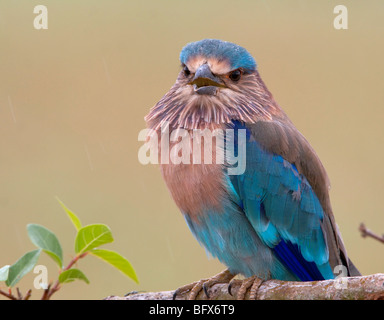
[179,39,256,97]
[146,39,278,130]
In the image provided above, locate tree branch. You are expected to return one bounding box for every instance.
[106,274,384,300]
[359,223,384,244]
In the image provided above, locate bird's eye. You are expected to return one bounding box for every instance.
[229,69,242,82]
[183,66,191,76]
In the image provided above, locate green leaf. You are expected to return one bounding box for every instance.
[0,265,10,282]
[75,224,114,254]
[27,224,63,268]
[90,249,139,284]
[56,197,82,230]
[6,249,41,287]
[59,268,90,284]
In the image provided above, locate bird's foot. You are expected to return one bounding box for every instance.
[228,275,264,300]
[173,269,234,300]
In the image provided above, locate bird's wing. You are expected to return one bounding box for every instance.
[227,120,344,280]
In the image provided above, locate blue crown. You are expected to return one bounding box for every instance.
[180,39,256,71]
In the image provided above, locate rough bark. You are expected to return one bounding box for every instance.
[105,273,384,300]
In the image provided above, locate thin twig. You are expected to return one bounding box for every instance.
[16,287,23,300]
[0,288,17,300]
[40,283,52,300]
[359,223,384,244]
[24,289,32,300]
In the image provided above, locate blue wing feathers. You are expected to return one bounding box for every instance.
[229,121,334,280]
[273,240,325,281]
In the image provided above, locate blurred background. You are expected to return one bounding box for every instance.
[0,0,383,299]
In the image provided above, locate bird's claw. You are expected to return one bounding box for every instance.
[234,275,264,300]
[173,269,234,300]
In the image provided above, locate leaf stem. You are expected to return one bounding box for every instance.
[41,252,89,300]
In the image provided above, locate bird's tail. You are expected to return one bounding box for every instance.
[347,258,361,277]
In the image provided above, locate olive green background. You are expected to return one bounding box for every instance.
[0,1,383,299]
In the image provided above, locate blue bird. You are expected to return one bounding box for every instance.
[145,39,360,299]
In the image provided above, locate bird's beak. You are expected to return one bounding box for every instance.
[189,64,226,95]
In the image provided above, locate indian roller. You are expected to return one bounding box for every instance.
[145,39,360,299]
